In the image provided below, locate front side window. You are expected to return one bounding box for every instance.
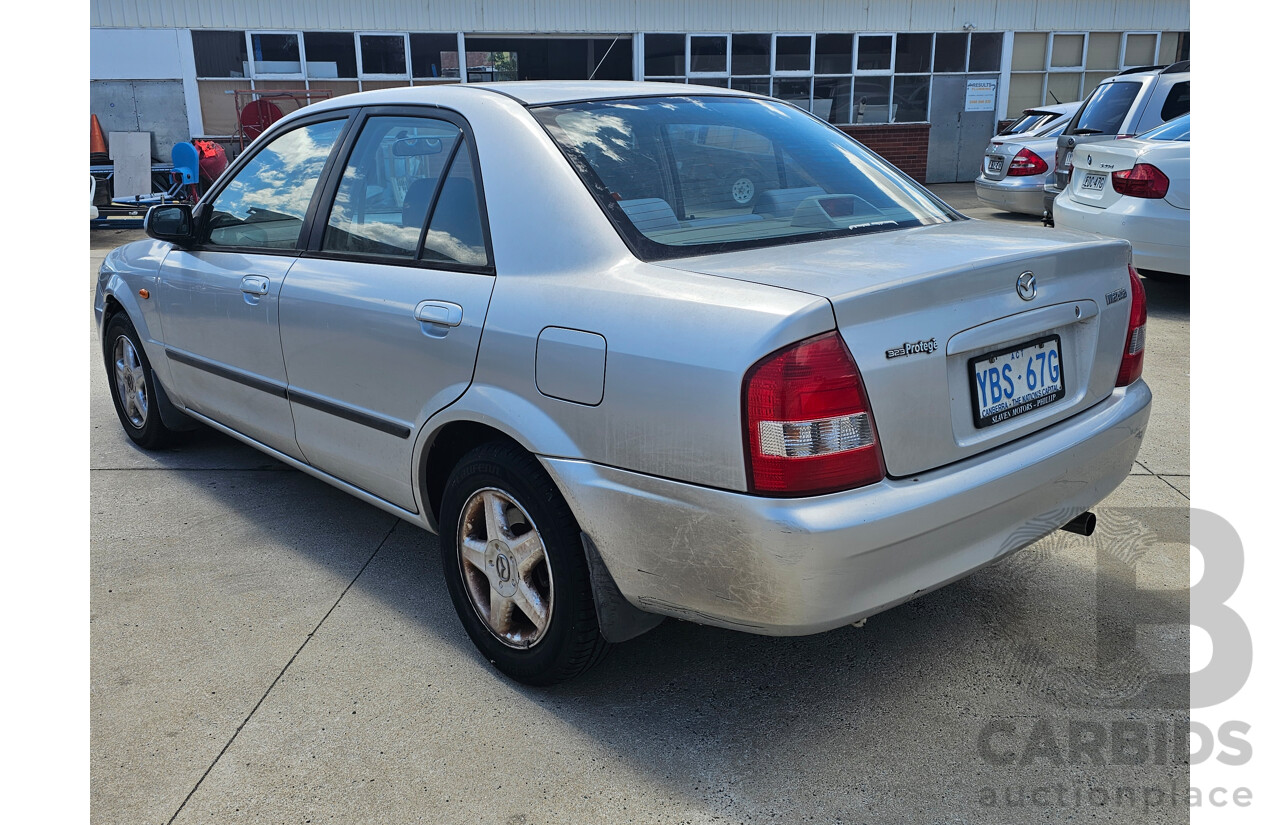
[536,96,956,259]
[206,119,346,249]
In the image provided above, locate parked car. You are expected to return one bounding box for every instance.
[97,82,1151,685]
[1053,114,1189,277]
[975,103,1080,216]
[997,102,1081,138]
[1043,62,1189,222]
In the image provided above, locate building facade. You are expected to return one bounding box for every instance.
[89,0,1190,182]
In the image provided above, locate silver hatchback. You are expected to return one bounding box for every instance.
[97,82,1151,684]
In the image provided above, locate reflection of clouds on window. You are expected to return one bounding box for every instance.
[423,230,487,266]
[553,112,634,163]
[209,119,344,248]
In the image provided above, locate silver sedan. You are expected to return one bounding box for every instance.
[975,102,1080,216]
[96,82,1150,684]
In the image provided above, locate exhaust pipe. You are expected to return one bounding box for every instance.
[1060,511,1097,537]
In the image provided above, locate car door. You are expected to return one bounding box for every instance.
[157,114,351,459]
[278,109,496,511]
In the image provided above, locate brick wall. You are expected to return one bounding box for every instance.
[837,123,931,182]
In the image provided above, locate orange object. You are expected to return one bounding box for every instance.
[138,289,150,300]
[90,115,108,156]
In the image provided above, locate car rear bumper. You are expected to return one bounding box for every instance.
[974,176,1048,216]
[542,381,1151,635]
[1053,196,1190,276]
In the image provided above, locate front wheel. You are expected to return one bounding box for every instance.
[438,442,610,685]
[103,313,180,449]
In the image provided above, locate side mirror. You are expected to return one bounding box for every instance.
[144,204,195,245]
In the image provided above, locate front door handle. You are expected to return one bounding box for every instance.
[414,300,463,327]
[240,275,270,296]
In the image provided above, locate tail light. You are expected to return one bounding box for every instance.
[1007,148,1049,176]
[1116,265,1147,386]
[743,332,885,496]
[1111,164,1170,199]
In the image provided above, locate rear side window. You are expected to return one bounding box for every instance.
[1000,111,1055,136]
[323,115,461,258]
[1160,81,1190,121]
[421,143,490,267]
[1071,81,1141,135]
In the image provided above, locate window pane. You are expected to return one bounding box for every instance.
[536,96,954,255]
[773,78,812,110]
[969,33,1002,72]
[815,34,853,74]
[694,77,730,88]
[731,77,771,94]
[691,36,727,73]
[323,117,460,258]
[732,34,770,75]
[1160,81,1189,120]
[1050,34,1084,68]
[422,143,490,267]
[775,36,812,72]
[644,34,686,76]
[207,119,344,249]
[303,33,356,78]
[813,77,850,123]
[895,33,932,73]
[933,33,967,72]
[411,34,460,79]
[361,35,407,75]
[857,35,892,71]
[1007,73,1045,116]
[1087,32,1120,70]
[466,51,518,83]
[252,33,300,74]
[852,76,891,123]
[892,75,929,122]
[193,31,248,78]
[1125,33,1156,66]
[1074,80,1141,133]
[1012,32,1047,71]
[1046,72,1081,105]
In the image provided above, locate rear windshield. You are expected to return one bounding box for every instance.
[999,110,1058,136]
[1139,114,1190,141]
[534,96,956,260]
[1070,81,1141,135]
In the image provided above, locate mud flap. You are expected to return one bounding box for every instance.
[581,532,665,643]
[152,372,201,431]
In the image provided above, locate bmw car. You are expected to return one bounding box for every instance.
[96,82,1151,684]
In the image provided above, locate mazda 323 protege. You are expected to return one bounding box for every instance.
[96,82,1151,684]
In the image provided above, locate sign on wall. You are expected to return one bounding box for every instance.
[965,79,998,112]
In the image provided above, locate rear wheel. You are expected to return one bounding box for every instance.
[439,441,610,685]
[104,313,180,449]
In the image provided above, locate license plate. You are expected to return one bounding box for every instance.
[968,335,1066,429]
[1081,173,1106,191]
[986,155,1004,174]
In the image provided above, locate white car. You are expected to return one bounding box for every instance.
[1052,114,1189,276]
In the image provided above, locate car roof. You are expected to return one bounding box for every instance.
[469,80,756,105]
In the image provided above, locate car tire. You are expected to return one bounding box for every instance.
[104,313,180,449]
[438,441,611,685]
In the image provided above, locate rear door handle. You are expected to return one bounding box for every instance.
[414,300,463,327]
[240,275,270,296]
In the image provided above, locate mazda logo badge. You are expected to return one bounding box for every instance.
[1016,271,1037,301]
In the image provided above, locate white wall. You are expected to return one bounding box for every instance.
[89,0,1190,34]
[90,29,203,142]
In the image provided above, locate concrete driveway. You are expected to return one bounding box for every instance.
[90,187,1190,824]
